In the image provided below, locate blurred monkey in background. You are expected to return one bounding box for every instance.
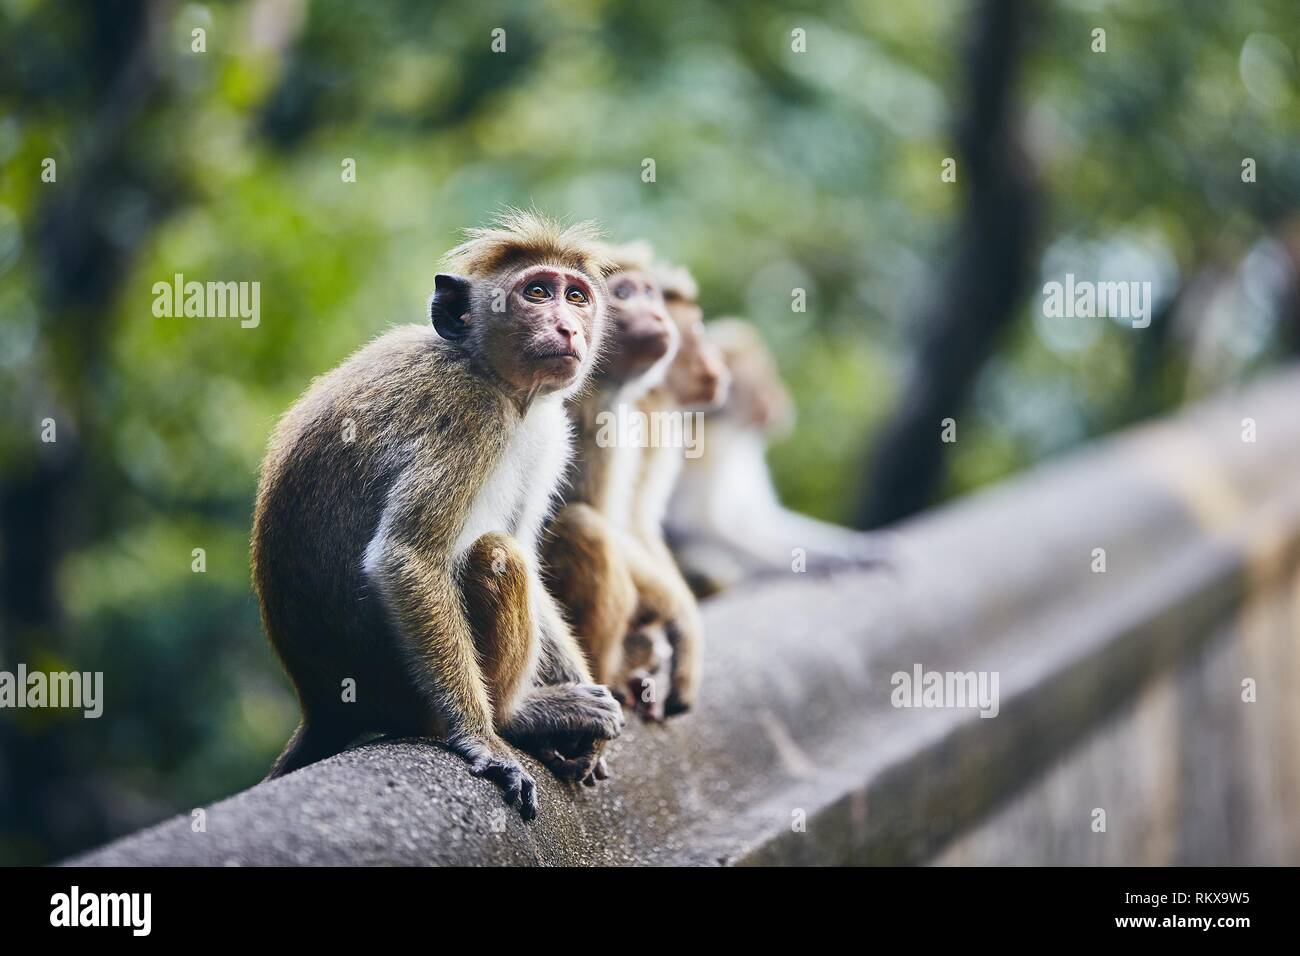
[668,318,890,596]
[619,262,730,715]
[544,243,698,718]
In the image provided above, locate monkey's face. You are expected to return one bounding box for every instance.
[600,270,677,384]
[664,302,730,410]
[492,265,605,397]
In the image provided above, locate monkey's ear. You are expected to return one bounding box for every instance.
[430,274,473,340]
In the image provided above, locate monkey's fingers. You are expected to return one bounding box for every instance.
[577,739,608,786]
[581,753,610,787]
[538,748,592,778]
[458,740,539,820]
[487,759,538,821]
[539,739,606,785]
[517,773,538,820]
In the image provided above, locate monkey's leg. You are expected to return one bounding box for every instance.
[463,531,623,786]
[372,537,538,819]
[621,623,673,722]
[517,587,624,790]
[621,538,704,716]
[500,682,625,784]
[542,503,640,684]
[527,579,626,784]
[460,532,538,723]
[662,603,703,716]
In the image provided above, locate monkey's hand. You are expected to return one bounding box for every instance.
[501,683,625,786]
[448,734,539,821]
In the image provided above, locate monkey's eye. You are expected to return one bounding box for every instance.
[566,287,589,305]
[613,284,633,299]
[523,282,551,301]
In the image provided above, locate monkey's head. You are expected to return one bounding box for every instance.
[707,318,794,436]
[604,269,678,382]
[654,263,730,410]
[591,242,678,388]
[435,210,614,401]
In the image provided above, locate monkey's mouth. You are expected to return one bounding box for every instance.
[528,347,582,364]
[625,330,670,360]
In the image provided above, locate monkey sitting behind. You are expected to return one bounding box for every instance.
[618,262,731,716]
[667,318,891,596]
[543,243,703,719]
[253,210,624,819]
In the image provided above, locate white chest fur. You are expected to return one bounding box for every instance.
[453,395,573,562]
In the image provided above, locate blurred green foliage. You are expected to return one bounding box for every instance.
[0,0,1297,863]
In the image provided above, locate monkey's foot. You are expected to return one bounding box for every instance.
[535,741,609,787]
[449,735,538,820]
[663,693,691,718]
[503,683,624,786]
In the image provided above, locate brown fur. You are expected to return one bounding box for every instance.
[623,265,727,712]
[255,327,508,752]
[447,209,615,282]
[255,213,624,810]
[653,262,699,304]
[542,503,639,686]
[545,253,709,715]
[461,532,534,725]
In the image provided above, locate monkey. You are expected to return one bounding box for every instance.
[614,262,731,716]
[667,318,892,596]
[252,210,625,819]
[542,242,695,719]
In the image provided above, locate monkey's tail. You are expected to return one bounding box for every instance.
[264,721,346,780]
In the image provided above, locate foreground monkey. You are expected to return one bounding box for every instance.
[253,211,624,818]
[669,318,890,595]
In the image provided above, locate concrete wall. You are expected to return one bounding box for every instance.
[934,581,1300,865]
[71,369,1300,866]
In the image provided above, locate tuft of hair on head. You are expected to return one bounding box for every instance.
[445,207,615,282]
[597,239,657,278]
[652,261,699,303]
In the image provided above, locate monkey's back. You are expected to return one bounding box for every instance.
[251,324,509,729]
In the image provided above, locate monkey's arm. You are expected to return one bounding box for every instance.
[367,468,539,816]
[461,532,623,787]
